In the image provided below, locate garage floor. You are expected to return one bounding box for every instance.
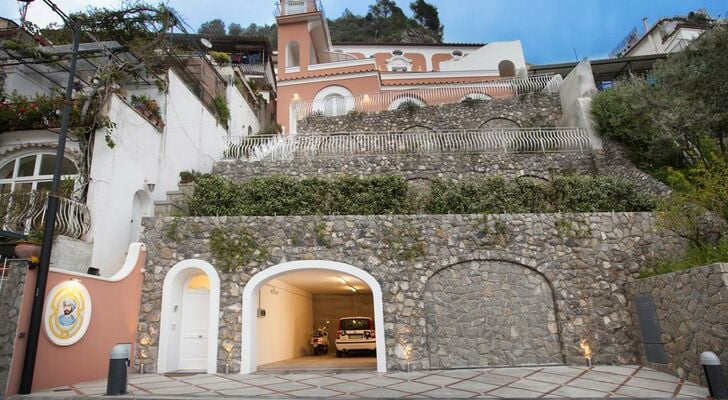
[258,350,377,372]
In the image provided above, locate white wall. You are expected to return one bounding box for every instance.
[2,67,55,97]
[627,27,703,57]
[87,69,251,275]
[439,41,527,75]
[256,279,313,366]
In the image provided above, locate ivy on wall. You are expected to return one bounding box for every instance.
[209,226,269,272]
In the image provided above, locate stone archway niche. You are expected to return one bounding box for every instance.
[424,260,562,368]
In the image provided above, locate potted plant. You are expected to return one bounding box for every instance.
[14,228,43,259]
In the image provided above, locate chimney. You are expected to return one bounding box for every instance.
[642,17,650,32]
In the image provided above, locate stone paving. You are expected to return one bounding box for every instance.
[29,365,710,399]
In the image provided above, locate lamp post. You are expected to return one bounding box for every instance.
[18,11,81,395]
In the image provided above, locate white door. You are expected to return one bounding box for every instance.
[129,193,142,243]
[179,275,210,371]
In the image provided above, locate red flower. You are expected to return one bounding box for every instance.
[17,107,26,114]
[29,103,38,109]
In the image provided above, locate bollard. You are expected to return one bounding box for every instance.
[700,352,728,400]
[106,344,131,395]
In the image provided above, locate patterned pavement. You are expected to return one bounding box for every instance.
[31,365,710,399]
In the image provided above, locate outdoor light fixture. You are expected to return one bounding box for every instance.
[580,338,593,367]
[292,93,300,101]
[145,180,156,192]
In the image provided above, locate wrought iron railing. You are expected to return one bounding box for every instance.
[221,128,591,161]
[275,0,323,16]
[0,191,91,240]
[293,74,563,121]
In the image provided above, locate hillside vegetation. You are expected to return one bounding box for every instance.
[198,0,444,47]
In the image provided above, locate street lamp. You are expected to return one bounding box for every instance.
[17,0,82,394]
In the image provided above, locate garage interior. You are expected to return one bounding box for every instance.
[256,269,377,371]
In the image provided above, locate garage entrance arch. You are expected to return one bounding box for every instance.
[241,260,386,374]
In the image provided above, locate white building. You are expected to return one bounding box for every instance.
[0,33,275,276]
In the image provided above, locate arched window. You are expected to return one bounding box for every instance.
[286,41,300,68]
[313,86,354,116]
[498,60,516,77]
[0,153,78,194]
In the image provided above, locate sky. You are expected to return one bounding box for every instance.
[2,0,727,64]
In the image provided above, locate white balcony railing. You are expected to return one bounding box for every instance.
[238,63,265,76]
[0,191,91,240]
[293,74,563,122]
[275,0,323,16]
[222,128,591,161]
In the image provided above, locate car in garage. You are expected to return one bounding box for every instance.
[335,317,376,357]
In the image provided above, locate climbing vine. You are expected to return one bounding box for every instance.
[209,226,269,272]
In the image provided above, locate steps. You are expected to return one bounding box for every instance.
[153,183,195,216]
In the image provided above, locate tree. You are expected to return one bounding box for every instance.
[592,26,728,171]
[228,22,243,36]
[367,0,404,19]
[198,19,225,35]
[410,0,443,40]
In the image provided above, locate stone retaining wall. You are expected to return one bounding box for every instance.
[0,261,28,398]
[214,153,596,183]
[298,93,562,134]
[138,212,686,373]
[595,140,672,197]
[625,263,728,385]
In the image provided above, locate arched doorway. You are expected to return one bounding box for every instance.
[241,260,386,374]
[424,260,562,368]
[158,260,221,373]
[129,190,152,243]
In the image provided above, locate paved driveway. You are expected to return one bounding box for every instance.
[31,365,709,398]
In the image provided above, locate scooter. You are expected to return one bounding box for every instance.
[310,325,329,356]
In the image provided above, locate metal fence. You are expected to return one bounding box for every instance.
[0,191,91,240]
[222,128,592,161]
[293,74,563,121]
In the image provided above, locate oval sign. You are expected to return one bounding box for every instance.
[43,280,92,346]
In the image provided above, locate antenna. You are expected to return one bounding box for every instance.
[200,37,213,49]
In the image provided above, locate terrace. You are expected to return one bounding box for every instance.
[221,127,591,161]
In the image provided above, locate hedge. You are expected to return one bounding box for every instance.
[186,174,655,217]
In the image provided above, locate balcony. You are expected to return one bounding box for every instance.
[0,191,91,240]
[316,51,358,64]
[275,0,323,17]
[221,127,592,161]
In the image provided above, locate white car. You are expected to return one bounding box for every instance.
[335,317,376,357]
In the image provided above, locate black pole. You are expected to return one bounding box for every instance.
[19,27,81,395]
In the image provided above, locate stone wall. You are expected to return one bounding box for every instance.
[298,93,562,134]
[625,263,728,385]
[214,152,596,183]
[0,261,28,398]
[595,140,671,197]
[425,260,561,368]
[312,294,374,343]
[138,212,686,373]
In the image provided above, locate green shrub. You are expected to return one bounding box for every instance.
[640,236,728,278]
[212,95,230,130]
[187,174,654,217]
[187,174,410,216]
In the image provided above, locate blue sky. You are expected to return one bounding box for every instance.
[3,0,727,64]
